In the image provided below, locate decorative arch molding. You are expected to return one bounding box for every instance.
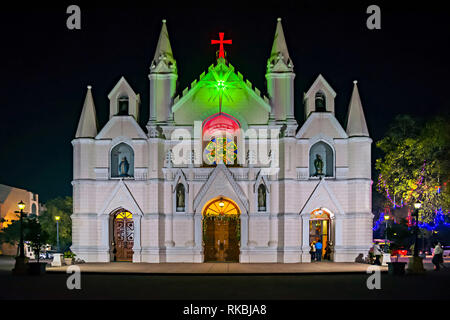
[308,134,335,149]
[172,169,189,193]
[193,164,249,214]
[253,170,271,193]
[110,136,134,149]
[308,138,335,178]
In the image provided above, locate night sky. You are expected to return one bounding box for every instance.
[1,1,449,202]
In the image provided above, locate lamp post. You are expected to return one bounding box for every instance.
[384,214,390,253]
[55,216,61,253]
[413,203,421,257]
[407,202,425,273]
[12,201,27,274]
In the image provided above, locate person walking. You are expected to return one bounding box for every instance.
[310,242,316,262]
[315,240,323,262]
[324,242,332,260]
[373,242,382,266]
[432,242,444,271]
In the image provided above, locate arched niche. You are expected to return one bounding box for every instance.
[309,141,334,177]
[111,143,134,178]
[315,91,326,112]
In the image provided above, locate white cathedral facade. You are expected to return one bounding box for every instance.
[71,18,373,263]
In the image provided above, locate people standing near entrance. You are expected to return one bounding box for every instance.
[432,242,444,271]
[372,242,382,266]
[324,241,332,260]
[310,242,316,261]
[315,240,323,261]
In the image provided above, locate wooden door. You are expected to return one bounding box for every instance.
[203,217,240,262]
[114,213,134,261]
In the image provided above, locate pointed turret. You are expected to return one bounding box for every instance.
[267,17,294,73]
[75,85,98,138]
[265,18,296,128]
[148,19,178,128]
[150,19,177,74]
[346,81,369,137]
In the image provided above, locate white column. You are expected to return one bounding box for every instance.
[240,214,249,249]
[165,214,175,247]
[133,215,142,262]
[194,213,203,250]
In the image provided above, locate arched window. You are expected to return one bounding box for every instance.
[202,113,240,166]
[31,203,37,215]
[111,143,134,178]
[309,142,333,177]
[315,91,326,112]
[118,95,129,115]
[257,184,267,212]
[176,183,186,212]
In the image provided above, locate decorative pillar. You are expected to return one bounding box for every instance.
[132,215,142,262]
[301,213,311,262]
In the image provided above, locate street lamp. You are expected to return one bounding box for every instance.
[55,216,61,253]
[413,202,421,257]
[384,215,390,253]
[12,201,27,274]
[407,202,425,273]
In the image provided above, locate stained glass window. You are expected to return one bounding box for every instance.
[203,198,240,217]
[204,136,237,165]
[116,211,133,219]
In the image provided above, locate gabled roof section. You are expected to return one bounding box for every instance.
[346,81,369,137]
[108,76,140,121]
[300,178,344,215]
[172,60,271,126]
[267,18,294,73]
[107,76,137,100]
[305,74,336,98]
[99,179,144,216]
[96,116,147,140]
[150,19,177,74]
[296,112,348,139]
[75,85,98,138]
[193,164,249,214]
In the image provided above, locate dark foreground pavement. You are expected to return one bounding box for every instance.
[1,267,450,300]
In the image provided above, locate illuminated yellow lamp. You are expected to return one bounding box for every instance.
[17,201,26,211]
[414,202,422,209]
[55,216,60,221]
[384,215,390,220]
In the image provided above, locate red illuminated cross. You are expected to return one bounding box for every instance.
[211,32,232,59]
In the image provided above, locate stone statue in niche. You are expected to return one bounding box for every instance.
[258,185,266,210]
[176,185,185,210]
[119,156,130,177]
[314,154,324,176]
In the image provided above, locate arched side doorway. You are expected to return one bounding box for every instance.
[309,208,333,261]
[202,197,240,262]
[110,209,134,262]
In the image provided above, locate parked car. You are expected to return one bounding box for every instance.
[391,247,408,256]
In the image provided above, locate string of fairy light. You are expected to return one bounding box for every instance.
[374,160,449,232]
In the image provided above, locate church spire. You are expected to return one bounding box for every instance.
[267,17,294,73]
[346,80,369,137]
[75,85,98,138]
[150,19,177,74]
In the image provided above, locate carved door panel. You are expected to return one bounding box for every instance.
[114,215,134,261]
[204,217,216,262]
[214,220,229,262]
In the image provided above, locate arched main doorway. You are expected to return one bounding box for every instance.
[309,208,333,261]
[202,197,240,262]
[111,210,134,262]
